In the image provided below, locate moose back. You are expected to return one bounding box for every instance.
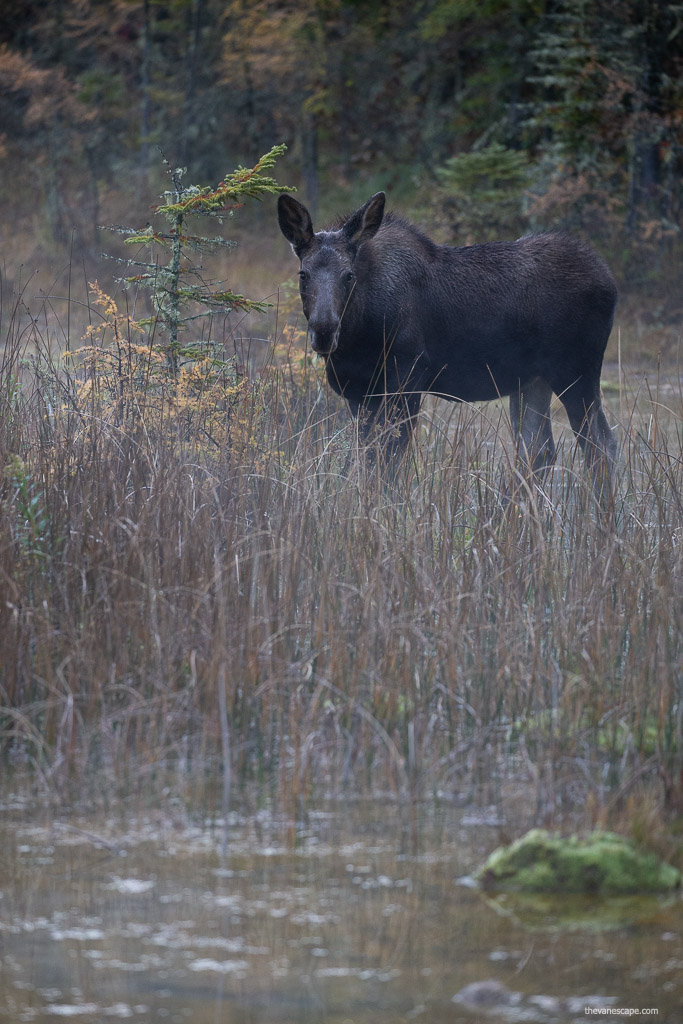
[278,191,617,488]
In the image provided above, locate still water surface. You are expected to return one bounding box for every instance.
[1,800,681,1023]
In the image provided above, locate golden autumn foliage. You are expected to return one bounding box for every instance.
[63,282,269,463]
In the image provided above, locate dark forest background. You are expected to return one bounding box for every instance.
[1,0,682,333]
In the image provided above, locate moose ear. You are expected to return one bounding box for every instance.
[278,194,314,255]
[343,192,385,248]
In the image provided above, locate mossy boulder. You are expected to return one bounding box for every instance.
[475,829,680,895]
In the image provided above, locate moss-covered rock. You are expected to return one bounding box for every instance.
[475,829,680,895]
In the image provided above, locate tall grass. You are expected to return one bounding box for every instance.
[1,278,681,851]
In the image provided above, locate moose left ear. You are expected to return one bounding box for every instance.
[343,192,385,248]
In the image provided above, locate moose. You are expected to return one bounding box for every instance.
[278,191,617,493]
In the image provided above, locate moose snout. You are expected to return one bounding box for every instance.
[308,316,340,354]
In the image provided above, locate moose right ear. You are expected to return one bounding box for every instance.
[342,192,385,248]
[278,195,314,255]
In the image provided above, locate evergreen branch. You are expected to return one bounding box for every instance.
[178,287,271,313]
[100,224,150,236]
[155,145,295,217]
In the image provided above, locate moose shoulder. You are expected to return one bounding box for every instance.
[278,191,617,491]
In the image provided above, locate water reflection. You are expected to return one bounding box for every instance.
[0,803,680,1022]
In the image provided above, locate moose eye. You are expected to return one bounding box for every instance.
[344,271,354,284]
[298,269,308,281]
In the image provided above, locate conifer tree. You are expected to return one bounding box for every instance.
[108,144,294,377]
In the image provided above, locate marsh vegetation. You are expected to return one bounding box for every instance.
[1,233,681,855]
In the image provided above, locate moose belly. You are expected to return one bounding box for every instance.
[427,354,541,403]
[425,318,551,402]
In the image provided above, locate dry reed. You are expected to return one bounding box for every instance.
[1,281,681,853]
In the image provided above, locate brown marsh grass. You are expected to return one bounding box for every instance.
[1,279,681,859]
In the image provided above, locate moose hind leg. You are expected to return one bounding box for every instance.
[561,384,617,498]
[509,378,556,475]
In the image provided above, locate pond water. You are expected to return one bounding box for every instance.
[0,800,681,1023]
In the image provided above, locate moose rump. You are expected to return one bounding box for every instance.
[278,191,618,492]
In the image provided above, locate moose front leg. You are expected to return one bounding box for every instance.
[348,391,422,467]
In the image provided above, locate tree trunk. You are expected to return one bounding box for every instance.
[140,0,151,180]
[302,112,319,218]
[180,0,203,168]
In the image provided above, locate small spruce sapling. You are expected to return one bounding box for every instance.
[105,144,295,377]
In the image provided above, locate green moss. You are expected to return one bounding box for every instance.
[476,829,681,895]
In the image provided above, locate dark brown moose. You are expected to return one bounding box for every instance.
[278,191,617,493]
